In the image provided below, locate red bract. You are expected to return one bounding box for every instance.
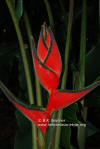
[13,101,50,134]
[0,81,49,134]
[46,81,100,115]
[32,25,100,132]
[33,25,62,92]
[33,55,59,92]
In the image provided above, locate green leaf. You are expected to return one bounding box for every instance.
[15,128,32,149]
[45,111,58,149]
[60,104,78,148]
[61,127,71,149]
[11,0,23,21]
[85,86,100,107]
[63,103,78,123]
[86,43,100,84]
[85,44,100,107]
[86,121,100,137]
[15,110,31,132]
[15,0,23,21]
[11,0,15,7]
[85,77,100,107]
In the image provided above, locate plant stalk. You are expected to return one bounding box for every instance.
[79,0,86,88]
[23,11,44,148]
[23,11,33,55]
[5,1,37,149]
[77,0,87,149]
[23,11,43,111]
[44,0,54,29]
[54,0,74,149]
[6,0,34,105]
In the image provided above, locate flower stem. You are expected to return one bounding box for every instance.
[35,75,44,149]
[23,11,33,55]
[54,0,74,149]
[61,0,74,87]
[77,0,87,149]
[6,0,34,105]
[79,0,86,88]
[23,11,44,148]
[44,0,54,29]
[23,11,43,110]
[5,1,37,149]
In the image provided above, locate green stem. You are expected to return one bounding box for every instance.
[32,125,38,149]
[23,11,33,55]
[35,75,42,106]
[79,0,86,88]
[77,0,87,149]
[5,1,37,149]
[61,0,74,88]
[35,75,44,148]
[54,0,74,149]
[6,0,34,105]
[23,11,44,148]
[23,11,43,108]
[44,0,54,29]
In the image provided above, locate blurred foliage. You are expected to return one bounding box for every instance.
[15,128,32,149]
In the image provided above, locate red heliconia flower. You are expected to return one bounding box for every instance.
[46,81,100,115]
[0,25,100,135]
[0,81,50,134]
[33,25,100,117]
[33,24,62,92]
